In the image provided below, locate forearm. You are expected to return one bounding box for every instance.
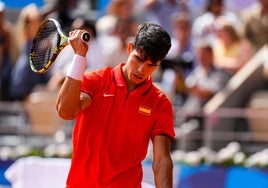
[153,157,173,188]
[55,29,90,120]
[191,86,213,99]
[56,52,88,119]
[56,77,82,120]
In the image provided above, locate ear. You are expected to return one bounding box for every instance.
[127,42,134,54]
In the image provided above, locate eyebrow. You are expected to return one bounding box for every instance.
[135,55,158,67]
[133,50,144,61]
[133,49,159,66]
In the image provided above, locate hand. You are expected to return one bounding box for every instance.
[68,29,89,57]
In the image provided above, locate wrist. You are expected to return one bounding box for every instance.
[66,54,86,81]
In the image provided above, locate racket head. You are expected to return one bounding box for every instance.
[30,18,68,73]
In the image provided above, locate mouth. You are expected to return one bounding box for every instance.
[132,73,143,82]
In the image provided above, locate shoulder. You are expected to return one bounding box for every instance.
[81,67,114,96]
[151,83,173,104]
[82,67,114,87]
[85,66,112,77]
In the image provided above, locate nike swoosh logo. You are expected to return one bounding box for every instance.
[103,93,115,97]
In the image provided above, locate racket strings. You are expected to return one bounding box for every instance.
[31,21,60,71]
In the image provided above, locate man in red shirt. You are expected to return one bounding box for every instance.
[56,22,175,188]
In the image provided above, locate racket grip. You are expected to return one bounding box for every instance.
[81,32,90,42]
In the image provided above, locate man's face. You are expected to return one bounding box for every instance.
[123,43,159,87]
[197,47,213,67]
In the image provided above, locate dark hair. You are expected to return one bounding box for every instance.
[206,0,224,12]
[195,39,213,52]
[133,22,171,63]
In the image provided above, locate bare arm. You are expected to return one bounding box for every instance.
[189,86,214,100]
[152,135,173,188]
[56,29,91,120]
[56,77,91,120]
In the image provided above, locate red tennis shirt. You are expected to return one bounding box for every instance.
[66,63,175,188]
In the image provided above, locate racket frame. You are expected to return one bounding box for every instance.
[30,18,69,74]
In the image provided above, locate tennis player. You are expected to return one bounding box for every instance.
[56,22,175,188]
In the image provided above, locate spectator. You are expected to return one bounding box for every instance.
[177,40,231,150]
[96,0,138,38]
[101,17,135,68]
[142,0,189,37]
[191,0,241,45]
[180,40,230,123]
[95,0,138,69]
[40,0,77,33]
[8,4,51,101]
[0,1,13,101]
[213,18,254,75]
[161,12,195,105]
[165,12,195,73]
[240,0,268,52]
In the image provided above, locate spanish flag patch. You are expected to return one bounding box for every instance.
[138,106,152,116]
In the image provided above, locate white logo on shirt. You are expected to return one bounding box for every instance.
[103,93,115,97]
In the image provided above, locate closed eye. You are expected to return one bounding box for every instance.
[147,63,158,67]
[134,54,144,64]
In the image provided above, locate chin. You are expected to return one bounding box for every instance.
[136,79,146,86]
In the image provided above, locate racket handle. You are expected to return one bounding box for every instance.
[81,32,90,42]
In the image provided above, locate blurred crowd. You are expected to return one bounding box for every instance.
[0,0,267,121]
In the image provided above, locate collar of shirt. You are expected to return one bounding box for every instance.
[112,63,153,96]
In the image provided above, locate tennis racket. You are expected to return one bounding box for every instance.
[29,18,90,73]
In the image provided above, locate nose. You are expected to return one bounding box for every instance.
[137,63,145,74]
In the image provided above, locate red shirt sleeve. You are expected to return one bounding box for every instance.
[152,94,175,140]
[81,67,112,98]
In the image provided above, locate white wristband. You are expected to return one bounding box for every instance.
[66,54,86,81]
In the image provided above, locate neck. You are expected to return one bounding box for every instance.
[122,65,137,92]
